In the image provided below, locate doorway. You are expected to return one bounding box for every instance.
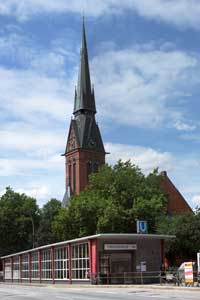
[110,252,132,284]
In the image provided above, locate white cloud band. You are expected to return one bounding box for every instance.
[1,0,200,30]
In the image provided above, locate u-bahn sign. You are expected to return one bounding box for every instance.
[136,220,148,234]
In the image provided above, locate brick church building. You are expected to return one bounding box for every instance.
[62,19,192,215]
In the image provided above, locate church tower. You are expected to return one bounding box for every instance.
[62,19,106,205]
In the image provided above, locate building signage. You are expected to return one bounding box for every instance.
[104,244,137,250]
[136,220,148,234]
[184,262,193,283]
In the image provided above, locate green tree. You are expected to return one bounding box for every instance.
[36,198,62,246]
[156,211,199,264]
[0,187,40,256]
[52,207,75,241]
[53,192,104,240]
[53,161,167,240]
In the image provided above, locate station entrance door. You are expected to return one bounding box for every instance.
[99,252,133,284]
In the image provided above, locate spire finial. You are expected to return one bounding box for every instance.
[81,15,87,54]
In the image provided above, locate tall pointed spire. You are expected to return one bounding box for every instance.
[81,16,87,56]
[73,17,96,115]
[63,17,106,203]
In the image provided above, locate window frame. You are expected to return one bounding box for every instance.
[71,243,90,280]
[54,247,69,280]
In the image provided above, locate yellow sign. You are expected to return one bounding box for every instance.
[184,262,193,283]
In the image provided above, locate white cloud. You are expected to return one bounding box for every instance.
[0,30,78,70]
[0,31,74,189]
[0,126,64,154]
[105,143,200,210]
[0,0,110,21]
[1,0,200,30]
[0,155,63,176]
[131,0,200,30]
[0,139,198,209]
[0,185,56,206]
[92,46,198,128]
[0,188,6,197]
[15,186,50,200]
[2,34,198,131]
[0,32,32,64]
[0,66,74,122]
[0,30,77,124]
[174,120,196,131]
[192,195,200,206]
[0,30,198,131]
[0,40,198,184]
[30,52,65,76]
[105,142,173,174]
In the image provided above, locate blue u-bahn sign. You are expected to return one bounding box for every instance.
[136,220,148,234]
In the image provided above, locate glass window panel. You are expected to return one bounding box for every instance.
[21,254,29,279]
[71,243,89,280]
[54,247,68,280]
[5,259,12,280]
[31,251,39,280]
[41,249,52,280]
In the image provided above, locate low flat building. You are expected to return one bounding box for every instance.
[1,233,174,284]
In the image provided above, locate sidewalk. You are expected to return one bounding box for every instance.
[1,282,200,291]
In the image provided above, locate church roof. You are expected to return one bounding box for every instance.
[63,18,105,155]
[73,115,105,152]
[73,17,96,114]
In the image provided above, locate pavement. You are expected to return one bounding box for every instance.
[1,281,200,290]
[0,283,200,300]
[1,282,200,300]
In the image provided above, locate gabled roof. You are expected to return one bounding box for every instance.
[75,114,105,152]
[64,116,105,155]
[160,171,193,214]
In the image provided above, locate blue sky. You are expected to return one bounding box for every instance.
[0,0,199,208]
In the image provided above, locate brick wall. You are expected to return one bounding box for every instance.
[65,149,105,195]
[160,171,193,215]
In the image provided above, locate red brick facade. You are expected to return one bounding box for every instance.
[65,149,105,195]
[160,171,193,215]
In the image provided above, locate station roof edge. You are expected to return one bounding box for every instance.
[1,233,175,259]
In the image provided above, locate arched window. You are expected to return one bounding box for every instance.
[73,163,76,192]
[68,164,71,187]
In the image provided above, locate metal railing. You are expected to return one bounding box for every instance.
[89,271,200,286]
[92,271,161,285]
